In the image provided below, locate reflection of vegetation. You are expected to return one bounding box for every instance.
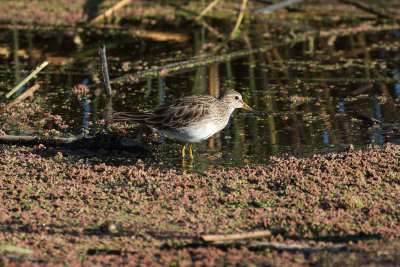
[0,2,400,165]
[12,28,20,83]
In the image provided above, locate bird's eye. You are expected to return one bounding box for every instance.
[235,96,239,100]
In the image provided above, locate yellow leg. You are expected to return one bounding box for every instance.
[181,144,186,158]
[188,143,193,159]
[182,157,186,168]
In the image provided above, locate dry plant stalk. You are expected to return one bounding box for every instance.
[195,0,221,21]
[229,0,248,39]
[3,83,40,111]
[6,61,48,99]
[202,230,271,242]
[89,0,133,25]
[197,19,224,39]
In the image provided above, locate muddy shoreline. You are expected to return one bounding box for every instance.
[1,143,400,265]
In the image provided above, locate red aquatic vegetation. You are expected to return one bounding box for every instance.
[0,143,400,265]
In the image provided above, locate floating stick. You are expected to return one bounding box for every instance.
[6,61,48,99]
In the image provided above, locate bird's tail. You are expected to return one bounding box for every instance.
[112,112,147,124]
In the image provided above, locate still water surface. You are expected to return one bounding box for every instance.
[0,24,399,169]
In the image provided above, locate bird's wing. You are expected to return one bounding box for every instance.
[112,95,214,130]
[145,97,212,131]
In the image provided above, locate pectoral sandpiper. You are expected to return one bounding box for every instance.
[112,90,255,159]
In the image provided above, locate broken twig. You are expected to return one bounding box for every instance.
[6,61,48,99]
[229,0,248,39]
[2,83,40,111]
[89,0,133,25]
[195,0,221,21]
[202,230,271,242]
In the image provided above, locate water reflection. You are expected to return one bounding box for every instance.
[0,24,399,170]
[80,78,91,135]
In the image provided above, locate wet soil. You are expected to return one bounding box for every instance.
[1,143,400,265]
[1,0,400,266]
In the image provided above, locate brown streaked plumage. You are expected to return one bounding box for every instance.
[112,90,255,159]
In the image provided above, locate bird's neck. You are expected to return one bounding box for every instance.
[220,102,235,116]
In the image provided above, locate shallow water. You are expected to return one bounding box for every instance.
[0,22,399,170]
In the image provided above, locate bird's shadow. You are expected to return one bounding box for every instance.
[26,134,152,166]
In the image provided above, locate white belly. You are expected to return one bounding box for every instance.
[152,118,229,143]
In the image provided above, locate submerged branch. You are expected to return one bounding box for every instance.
[248,242,347,253]
[111,40,295,83]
